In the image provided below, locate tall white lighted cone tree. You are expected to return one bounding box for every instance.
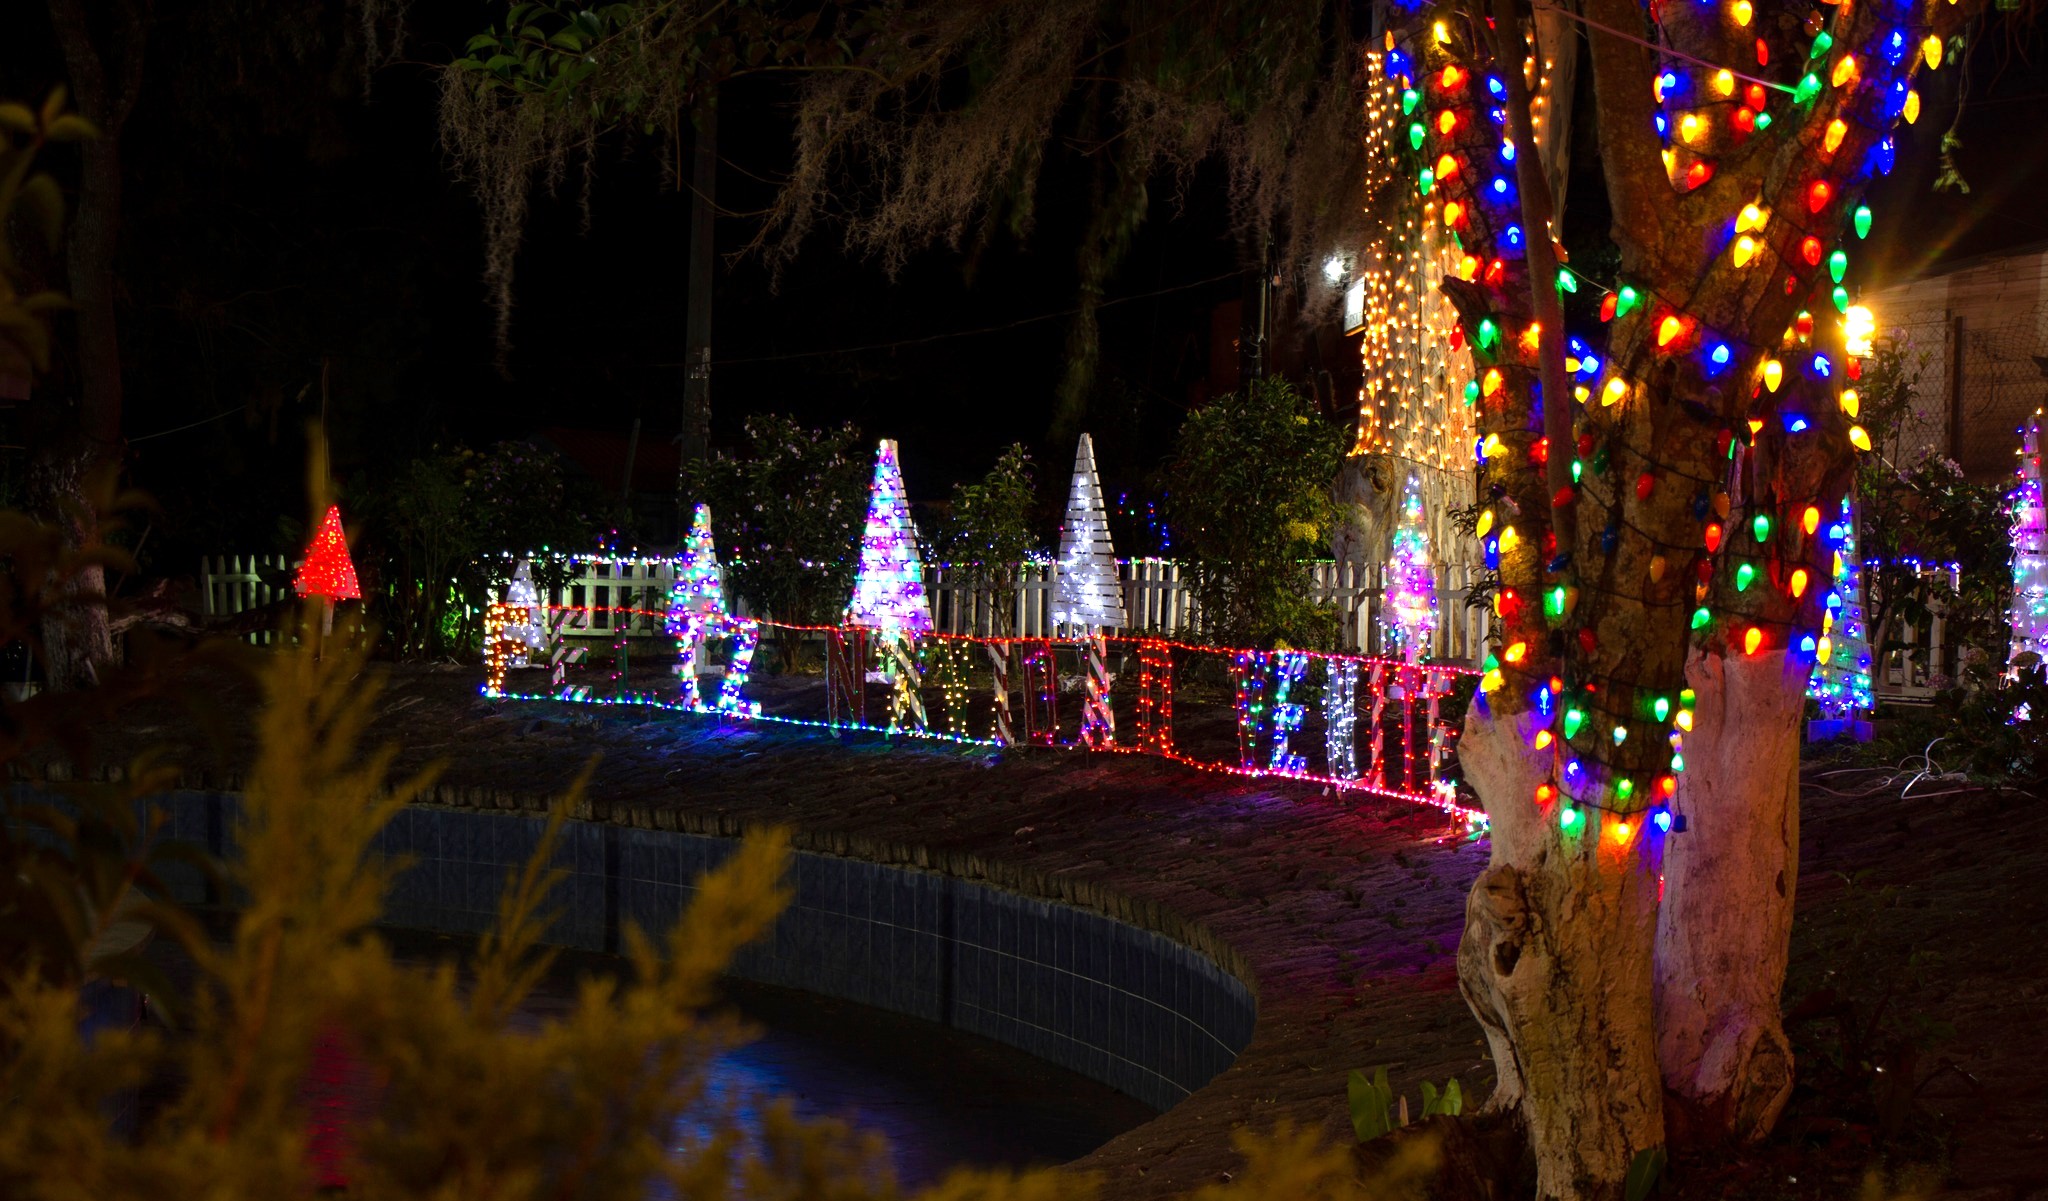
[1054,433,1126,747]
[1399,0,1978,1190]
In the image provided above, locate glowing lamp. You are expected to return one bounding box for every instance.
[1849,425,1872,451]
[1790,568,1810,598]
[1690,606,1712,630]
[1652,808,1674,833]
[1807,180,1832,213]
[1458,255,1480,281]
[1602,378,1629,407]
[1736,203,1768,232]
[1438,110,1458,135]
[1736,563,1756,592]
[1441,64,1467,90]
[1657,315,1685,348]
[1680,113,1703,141]
[1536,782,1556,805]
[1744,627,1765,655]
[1704,523,1723,552]
[1753,514,1772,542]
[1617,286,1640,317]
[1800,236,1824,266]
[1504,640,1527,663]
[1923,34,1943,68]
[1831,55,1858,88]
[1444,200,1465,228]
[1794,73,1821,104]
[1564,707,1586,739]
[1802,506,1821,535]
[1829,249,1848,283]
[1482,367,1503,396]
[1733,107,1756,134]
[1612,725,1628,745]
[1476,509,1495,536]
[1734,0,1753,22]
[1904,90,1921,124]
[1823,118,1847,155]
[1676,708,1694,731]
[1611,820,1632,844]
[1844,306,1875,357]
[1560,806,1580,828]
[1840,388,1861,417]
[1685,161,1714,190]
[1410,122,1426,149]
[1733,236,1758,267]
[1713,69,1735,97]
[1854,204,1872,239]
[1763,359,1783,392]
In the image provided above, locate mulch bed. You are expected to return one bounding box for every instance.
[50,661,2048,1200]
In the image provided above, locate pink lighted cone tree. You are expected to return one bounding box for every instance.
[1387,0,1981,1191]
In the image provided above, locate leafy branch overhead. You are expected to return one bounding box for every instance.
[0,89,96,377]
[441,0,1381,378]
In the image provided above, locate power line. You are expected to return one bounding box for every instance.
[686,268,1246,368]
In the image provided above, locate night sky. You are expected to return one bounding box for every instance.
[4,1,2044,570]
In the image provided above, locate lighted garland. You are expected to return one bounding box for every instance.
[2010,413,2048,677]
[1386,0,1958,839]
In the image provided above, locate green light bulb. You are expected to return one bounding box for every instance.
[1560,806,1580,827]
[1612,725,1628,745]
[1564,707,1585,739]
[1557,271,1578,294]
[1419,168,1435,195]
[1754,111,1773,131]
[1795,73,1821,104]
[1402,88,1420,115]
[1478,318,1499,348]
[1616,286,1640,317]
[1653,696,1671,721]
[1829,249,1848,283]
[1809,30,1833,58]
[1690,606,1712,630]
[1410,122,1426,149]
[1615,778,1635,800]
[1854,204,1872,239]
[1833,285,1850,313]
[1753,513,1772,542]
[1736,563,1756,592]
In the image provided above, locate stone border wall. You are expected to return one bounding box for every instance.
[147,792,1257,1113]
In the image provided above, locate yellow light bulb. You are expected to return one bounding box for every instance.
[1904,90,1921,124]
[1840,388,1860,417]
[1733,235,1757,267]
[1713,69,1736,97]
[1733,0,1753,24]
[1763,359,1783,392]
[1849,425,1872,451]
[1817,635,1833,663]
[1737,203,1768,232]
[1499,525,1521,553]
[1922,34,1943,68]
[1603,378,1629,406]
[1680,113,1703,141]
[1824,119,1847,154]
[1476,510,1495,537]
[1790,568,1809,598]
[1832,55,1859,89]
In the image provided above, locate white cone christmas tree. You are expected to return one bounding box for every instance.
[667,503,729,631]
[503,559,545,668]
[1808,494,1873,719]
[846,439,932,635]
[1053,433,1127,632]
[2011,412,2048,673]
[1383,471,1437,661]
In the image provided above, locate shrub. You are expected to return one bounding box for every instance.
[1163,379,1347,649]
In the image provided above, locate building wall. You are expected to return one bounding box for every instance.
[1862,243,2048,480]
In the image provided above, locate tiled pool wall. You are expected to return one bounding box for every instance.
[145,793,1256,1113]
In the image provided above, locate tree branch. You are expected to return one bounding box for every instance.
[1575,0,1665,260]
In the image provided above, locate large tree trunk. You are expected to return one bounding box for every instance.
[1653,649,1806,1143]
[1459,712,1666,1198]
[40,0,145,691]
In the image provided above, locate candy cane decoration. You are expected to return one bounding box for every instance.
[884,630,926,732]
[717,618,762,716]
[987,642,1015,745]
[1079,629,1115,749]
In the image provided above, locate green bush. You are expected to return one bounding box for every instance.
[1163,379,1347,649]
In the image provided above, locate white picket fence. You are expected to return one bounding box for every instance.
[529,554,1495,662]
[198,554,294,645]
[199,550,1973,688]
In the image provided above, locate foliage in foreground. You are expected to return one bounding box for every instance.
[1165,379,1348,650]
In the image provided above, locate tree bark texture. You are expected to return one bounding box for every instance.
[1407,0,1978,1188]
[41,0,146,691]
[1654,648,1806,1144]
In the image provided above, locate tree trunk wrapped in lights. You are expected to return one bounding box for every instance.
[2009,413,2048,674]
[1398,0,1975,1188]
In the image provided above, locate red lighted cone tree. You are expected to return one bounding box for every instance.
[1382,0,1979,1193]
[294,504,362,603]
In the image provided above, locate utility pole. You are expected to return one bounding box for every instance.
[679,97,717,520]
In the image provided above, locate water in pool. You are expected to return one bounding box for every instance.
[380,930,1158,1189]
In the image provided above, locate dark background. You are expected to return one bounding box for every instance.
[3,1,2044,571]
